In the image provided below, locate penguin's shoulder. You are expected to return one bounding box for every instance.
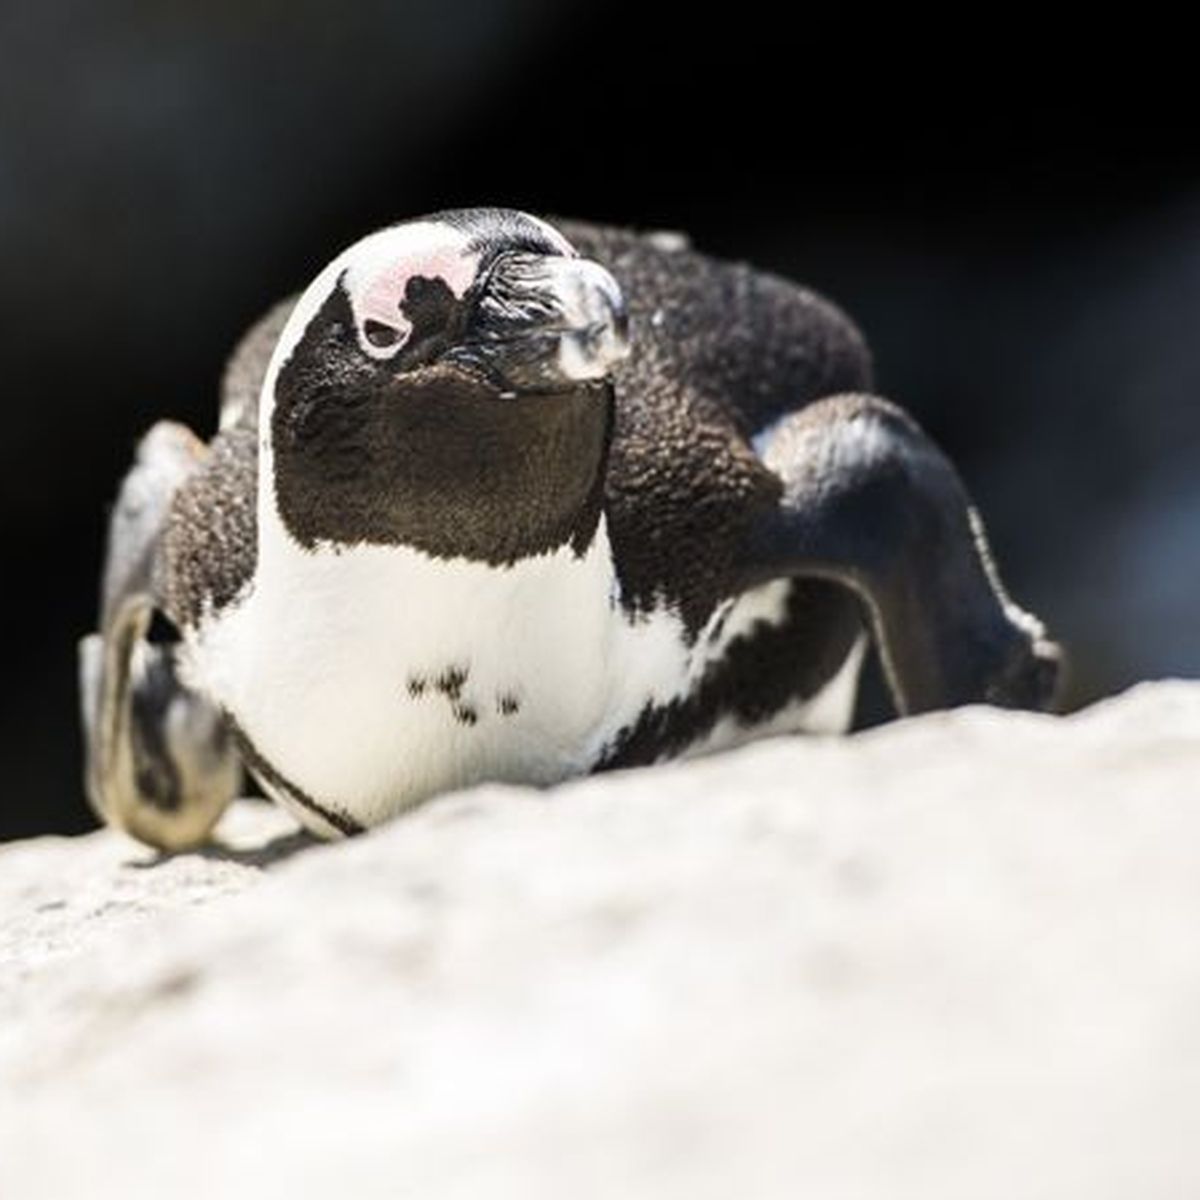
[553,220,873,636]
[157,412,258,633]
[551,218,874,434]
[156,300,301,633]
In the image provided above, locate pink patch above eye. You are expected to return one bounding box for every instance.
[354,247,479,350]
[357,274,410,344]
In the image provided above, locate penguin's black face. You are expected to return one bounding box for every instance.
[270,209,626,563]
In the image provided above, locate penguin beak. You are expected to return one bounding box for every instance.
[453,254,630,392]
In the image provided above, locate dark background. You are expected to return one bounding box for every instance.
[2,3,1196,840]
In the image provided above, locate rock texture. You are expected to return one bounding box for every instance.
[3,682,1200,1199]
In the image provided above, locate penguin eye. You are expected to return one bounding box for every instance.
[363,320,403,350]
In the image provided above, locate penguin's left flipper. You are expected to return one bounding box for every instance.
[80,422,242,851]
[738,394,1062,714]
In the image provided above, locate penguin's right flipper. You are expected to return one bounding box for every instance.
[738,394,1062,715]
[80,422,241,850]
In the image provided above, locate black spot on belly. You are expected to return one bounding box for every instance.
[596,580,863,770]
[497,692,521,716]
[435,666,468,701]
[452,703,478,727]
[406,675,427,698]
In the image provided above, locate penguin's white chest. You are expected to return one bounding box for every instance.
[187,520,705,832]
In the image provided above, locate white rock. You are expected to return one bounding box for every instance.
[2,681,1200,1199]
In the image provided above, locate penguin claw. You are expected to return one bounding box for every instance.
[983,628,1065,714]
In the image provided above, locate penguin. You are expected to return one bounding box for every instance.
[80,208,1060,849]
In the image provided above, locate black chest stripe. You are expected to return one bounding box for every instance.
[226,716,364,837]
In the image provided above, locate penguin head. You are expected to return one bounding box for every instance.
[343,209,628,390]
[265,209,629,562]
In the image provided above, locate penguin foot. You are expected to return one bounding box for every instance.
[982,625,1064,712]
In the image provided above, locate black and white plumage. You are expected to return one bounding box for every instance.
[81,208,1060,848]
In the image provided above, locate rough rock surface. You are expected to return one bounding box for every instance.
[3,682,1200,1199]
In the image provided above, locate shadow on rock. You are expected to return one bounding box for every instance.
[127,828,319,872]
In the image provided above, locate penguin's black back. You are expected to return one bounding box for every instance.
[557,221,873,437]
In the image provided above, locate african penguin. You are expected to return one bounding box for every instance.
[80,208,1060,848]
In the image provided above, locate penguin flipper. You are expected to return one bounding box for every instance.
[737,394,1062,714]
[81,422,242,850]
